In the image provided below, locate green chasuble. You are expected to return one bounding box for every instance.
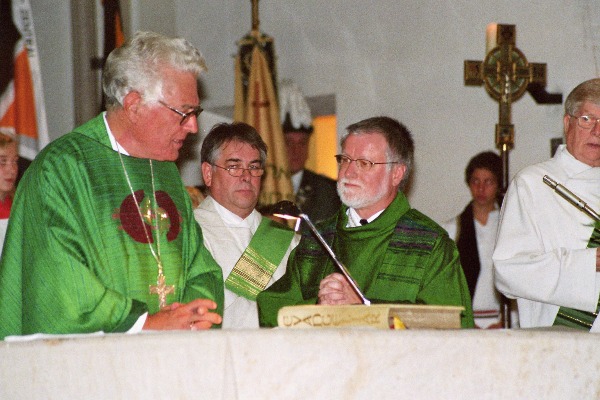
[0,114,224,339]
[257,193,474,328]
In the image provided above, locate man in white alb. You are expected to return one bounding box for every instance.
[194,122,300,328]
[493,78,600,330]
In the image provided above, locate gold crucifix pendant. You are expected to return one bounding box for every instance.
[149,272,175,309]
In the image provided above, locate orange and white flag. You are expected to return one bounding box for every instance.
[102,0,125,60]
[235,45,294,206]
[0,0,49,160]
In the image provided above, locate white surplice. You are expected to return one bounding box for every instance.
[493,145,600,328]
[194,196,300,329]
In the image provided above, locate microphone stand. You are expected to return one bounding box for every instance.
[542,175,600,222]
[272,201,371,305]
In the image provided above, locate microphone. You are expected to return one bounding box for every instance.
[272,200,371,305]
[542,175,600,222]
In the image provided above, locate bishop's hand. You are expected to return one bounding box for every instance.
[143,298,222,330]
[318,273,362,305]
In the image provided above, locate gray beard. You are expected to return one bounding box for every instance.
[337,178,388,210]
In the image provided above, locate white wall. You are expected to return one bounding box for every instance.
[29,0,600,223]
[173,0,599,223]
[29,0,74,144]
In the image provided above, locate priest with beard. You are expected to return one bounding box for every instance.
[257,116,474,328]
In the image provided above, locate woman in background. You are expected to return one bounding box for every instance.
[0,134,19,255]
[443,151,517,328]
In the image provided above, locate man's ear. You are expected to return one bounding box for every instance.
[122,91,143,123]
[563,114,571,138]
[392,163,407,187]
[201,161,213,187]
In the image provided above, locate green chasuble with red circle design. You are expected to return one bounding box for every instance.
[0,114,224,338]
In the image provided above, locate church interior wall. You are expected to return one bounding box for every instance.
[29,0,598,224]
[29,0,74,146]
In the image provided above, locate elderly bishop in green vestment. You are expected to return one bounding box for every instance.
[0,32,224,339]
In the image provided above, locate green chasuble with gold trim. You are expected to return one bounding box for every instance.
[257,192,474,328]
[0,114,224,339]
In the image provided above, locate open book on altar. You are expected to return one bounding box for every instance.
[277,304,464,330]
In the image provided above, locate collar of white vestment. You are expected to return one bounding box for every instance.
[557,144,600,177]
[209,196,256,230]
[103,112,129,155]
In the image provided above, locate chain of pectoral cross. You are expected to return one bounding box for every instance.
[117,148,175,309]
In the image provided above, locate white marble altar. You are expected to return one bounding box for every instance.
[1,328,597,399]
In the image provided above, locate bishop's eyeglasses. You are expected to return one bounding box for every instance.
[335,154,400,171]
[212,164,265,177]
[570,114,600,130]
[159,100,203,125]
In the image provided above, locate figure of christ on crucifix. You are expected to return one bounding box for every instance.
[150,270,175,309]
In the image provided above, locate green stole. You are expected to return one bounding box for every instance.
[225,217,295,300]
[553,220,600,330]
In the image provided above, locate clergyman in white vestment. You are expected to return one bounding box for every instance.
[493,78,600,330]
[194,122,299,328]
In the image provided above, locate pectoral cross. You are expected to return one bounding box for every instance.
[149,271,175,309]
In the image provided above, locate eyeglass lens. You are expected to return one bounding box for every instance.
[335,155,373,170]
[215,164,264,177]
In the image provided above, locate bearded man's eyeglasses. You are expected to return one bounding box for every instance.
[334,154,400,171]
[159,101,203,125]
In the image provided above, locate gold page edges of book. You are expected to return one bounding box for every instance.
[277,304,464,330]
